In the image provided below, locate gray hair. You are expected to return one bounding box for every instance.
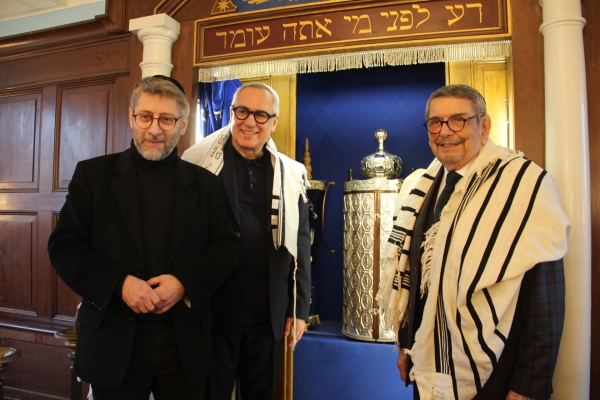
[425,84,487,120]
[130,76,190,119]
[232,82,280,115]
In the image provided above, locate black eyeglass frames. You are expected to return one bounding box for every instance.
[232,106,276,124]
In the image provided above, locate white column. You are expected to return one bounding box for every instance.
[129,14,180,78]
[539,1,590,399]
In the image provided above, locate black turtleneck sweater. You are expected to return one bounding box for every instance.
[130,141,177,321]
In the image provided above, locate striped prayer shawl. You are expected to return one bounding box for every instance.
[377,140,570,400]
[182,125,309,346]
[181,125,308,259]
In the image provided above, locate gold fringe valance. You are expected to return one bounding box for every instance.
[198,40,511,82]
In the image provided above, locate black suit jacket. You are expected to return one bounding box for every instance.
[48,147,239,387]
[209,139,311,341]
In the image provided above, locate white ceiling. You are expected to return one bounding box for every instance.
[0,0,105,38]
[2,0,73,21]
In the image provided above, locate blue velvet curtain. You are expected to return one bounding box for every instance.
[296,63,446,321]
[198,79,242,138]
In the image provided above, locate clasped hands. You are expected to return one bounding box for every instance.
[121,274,185,314]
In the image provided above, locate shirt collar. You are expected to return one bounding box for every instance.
[443,157,475,181]
[233,145,268,167]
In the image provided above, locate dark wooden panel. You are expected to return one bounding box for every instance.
[56,83,115,191]
[0,36,130,90]
[583,0,600,395]
[40,85,58,195]
[0,93,41,190]
[50,212,81,322]
[112,72,138,153]
[172,20,197,154]
[54,274,80,323]
[0,215,37,316]
[0,335,72,399]
[98,0,127,33]
[510,0,545,167]
[0,3,132,398]
[0,19,124,60]
[0,193,66,213]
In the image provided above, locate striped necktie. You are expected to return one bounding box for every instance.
[433,171,462,222]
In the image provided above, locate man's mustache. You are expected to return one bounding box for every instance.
[144,135,165,142]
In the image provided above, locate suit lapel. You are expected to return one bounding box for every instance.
[168,159,198,268]
[111,150,144,260]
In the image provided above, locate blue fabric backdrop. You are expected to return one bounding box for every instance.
[295,63,446,321]
[198,79,242,139]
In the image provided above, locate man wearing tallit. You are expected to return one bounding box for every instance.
[378,85,570,400]
[182,82,311,399]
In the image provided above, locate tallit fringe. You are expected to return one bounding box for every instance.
[376,257,396,320]
[377,167,438,345]
[420,221,440,297]
[377,255,405,345]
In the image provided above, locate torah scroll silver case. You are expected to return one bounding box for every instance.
[342,130,403,342]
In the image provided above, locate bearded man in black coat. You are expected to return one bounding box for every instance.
[48,76,239,400]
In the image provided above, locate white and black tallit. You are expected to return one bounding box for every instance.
[377,139,570,400]
[181,125,308,345]
[181,125,308,259]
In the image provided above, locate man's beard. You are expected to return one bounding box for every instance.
[133,129,180,161]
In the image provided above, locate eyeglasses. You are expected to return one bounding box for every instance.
[232,106,276,124]
[132,114,181,131]
[423,114,484,134]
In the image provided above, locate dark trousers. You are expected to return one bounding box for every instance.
[208,321,282,400]
[92,321,205,400]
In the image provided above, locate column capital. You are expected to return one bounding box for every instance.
[129,14,181,78]
[129,14,180,36]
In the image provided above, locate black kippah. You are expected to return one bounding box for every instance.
[153,74,185,95]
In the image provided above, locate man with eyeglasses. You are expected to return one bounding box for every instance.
[378,84,570,400]
[182,82,311,400]
[48,76,239,399]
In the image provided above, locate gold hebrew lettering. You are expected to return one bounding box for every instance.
[299,20,314,40]
[445,5,465,26]
[412,5,430,29]
[255,26,270,45]
[315,18,332,38]
[216,31,228,48]
[246,28,254,45]
[399,10,413,30]
[229,30,246,48]
[467,3,483,23]
[344,14,372,34]
[283,22,298,41]
[381,11,399,32]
